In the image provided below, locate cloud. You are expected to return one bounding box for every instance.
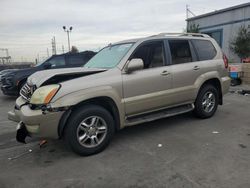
[0,0,249,61]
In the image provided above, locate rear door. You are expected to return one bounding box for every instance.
[167,39,202,104]
[122,40,172,116]
[66,54,85,67]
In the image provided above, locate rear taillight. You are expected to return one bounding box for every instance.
[223,53,229,69]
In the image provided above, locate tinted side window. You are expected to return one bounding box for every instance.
[169,40,192,64]
[192,40,217,61]
[47,56,65,68]
[131,41,164,68]
[67,55,84,65]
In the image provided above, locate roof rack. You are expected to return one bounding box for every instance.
[155,33,210,38]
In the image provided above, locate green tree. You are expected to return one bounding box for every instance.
[187,23,200,33]
[230,26,250,59]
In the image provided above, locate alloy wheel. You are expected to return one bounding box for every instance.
[76,116,107,148]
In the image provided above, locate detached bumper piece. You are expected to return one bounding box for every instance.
[16,122,29,143]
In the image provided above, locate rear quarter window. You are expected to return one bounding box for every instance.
[192,40,217,61]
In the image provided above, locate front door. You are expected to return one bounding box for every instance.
[122,40,172,116]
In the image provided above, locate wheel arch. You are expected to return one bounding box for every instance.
[198,78,222,105]
[58,96,121,138]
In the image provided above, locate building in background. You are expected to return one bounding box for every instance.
[186,3,250,63]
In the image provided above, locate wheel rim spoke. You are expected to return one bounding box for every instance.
[90,117,98,126]
[79,122,89,131]
[79,133,88,143]
[90,136,99,145]
[202,100,206,106]
[208,93,213,99]
[97,126,107,134]
[94,136,99,144]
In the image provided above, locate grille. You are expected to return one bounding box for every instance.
[20,83,34,101]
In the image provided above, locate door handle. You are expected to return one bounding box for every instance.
[161,70,170,76]
[193,66,200,70]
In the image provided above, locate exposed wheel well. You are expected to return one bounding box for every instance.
[58,97,120,138]
[199,78,222,105]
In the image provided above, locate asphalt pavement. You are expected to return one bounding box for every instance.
[0,89,250,188]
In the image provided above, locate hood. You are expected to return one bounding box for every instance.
[27,67,107,87]
[0,69,19,76]
[10,67,34,74]
[0,69,18,74]
[3,67,37,78]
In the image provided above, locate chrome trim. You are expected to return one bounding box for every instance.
[20,83,34,101]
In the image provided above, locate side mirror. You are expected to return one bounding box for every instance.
[126,58,144,73]
[43,62,52,69]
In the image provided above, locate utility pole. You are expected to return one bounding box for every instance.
[51,36,57,55]
[186,5,196,19]
[51,38,54,55]
[186,5,196,31]
[37,54,40,63]
[0,48,11,64]
[186,5,188,20]
[63,26,73,52]
[62,45,64,53]
[47,48,49,57]
[53,36,57,54]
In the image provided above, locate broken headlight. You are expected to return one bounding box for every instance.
[30,84,60,105]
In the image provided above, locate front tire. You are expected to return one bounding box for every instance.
[194,84,219,119]
[63,105,115,156]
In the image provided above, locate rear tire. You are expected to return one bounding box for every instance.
[63,105,115,156]
[194,84,219,119]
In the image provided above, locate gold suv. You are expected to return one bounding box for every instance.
[8,33,230,155]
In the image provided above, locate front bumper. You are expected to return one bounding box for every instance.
[1,76,19,96]
[8,97,64,140]
[1,85,19,96]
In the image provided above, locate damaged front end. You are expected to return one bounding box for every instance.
[8,96,66,143]
[8,67,107,144]
[8,108,29,143]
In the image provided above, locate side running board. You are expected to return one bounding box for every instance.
[125,104,194,126]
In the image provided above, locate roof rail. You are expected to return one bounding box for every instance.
[156,32,210,38]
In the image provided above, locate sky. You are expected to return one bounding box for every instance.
[0,0,249,62]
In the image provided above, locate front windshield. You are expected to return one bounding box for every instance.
[84,43,134,69]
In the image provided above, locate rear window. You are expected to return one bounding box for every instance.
[192,40,217,61]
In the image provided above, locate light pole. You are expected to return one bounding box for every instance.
[63,26,73,52]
